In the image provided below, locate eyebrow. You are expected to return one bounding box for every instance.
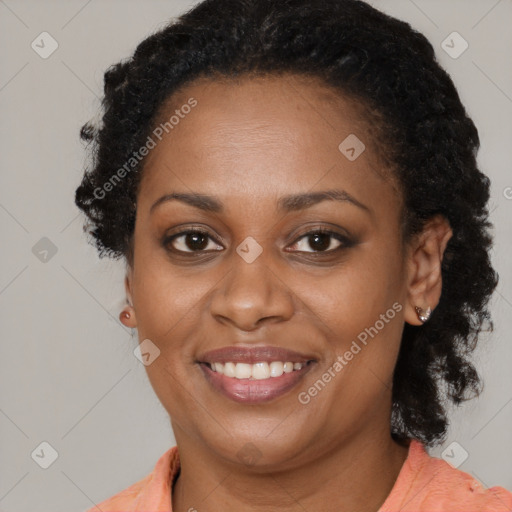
[149,189,371,215]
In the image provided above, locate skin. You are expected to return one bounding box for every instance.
[120,73,453,512]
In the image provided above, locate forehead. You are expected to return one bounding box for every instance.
[149,73,373,152]
[138,73,398,209]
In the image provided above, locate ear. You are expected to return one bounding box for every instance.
[404,214,453,326]
[124,268,133,306]
[121,265,137,328]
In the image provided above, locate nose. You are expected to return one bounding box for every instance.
[209,249,295,332]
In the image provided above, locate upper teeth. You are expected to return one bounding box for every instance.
[210,361,305,379]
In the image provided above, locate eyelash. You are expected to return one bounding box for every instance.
[162,227,353,256]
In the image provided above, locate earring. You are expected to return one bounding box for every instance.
[415,305,432,323]
[119,300,134,321]
[119,309,131,321]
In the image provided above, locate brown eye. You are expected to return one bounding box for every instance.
[288,229,351,253]
[164,229,223,253]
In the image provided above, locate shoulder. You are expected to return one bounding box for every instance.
[380,440,512,512]
[84,472,153,512]
[84,446,179,512]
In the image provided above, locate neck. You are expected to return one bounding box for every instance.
[171,429,410,512]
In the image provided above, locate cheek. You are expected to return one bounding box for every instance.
[132,252,207,340]
[303,269,404,428]
[299,246,404,338]
[299,243,405,395]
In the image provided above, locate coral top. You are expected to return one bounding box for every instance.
[86,440,512,511]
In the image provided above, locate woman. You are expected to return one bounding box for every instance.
[75,0,512,510]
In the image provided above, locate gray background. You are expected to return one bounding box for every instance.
[0,0,511,511]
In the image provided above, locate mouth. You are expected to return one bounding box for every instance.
[197,346,316,404]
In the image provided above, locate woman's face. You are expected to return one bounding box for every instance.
[125,74,417,468]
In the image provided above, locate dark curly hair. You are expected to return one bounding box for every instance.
[75,0,498,447]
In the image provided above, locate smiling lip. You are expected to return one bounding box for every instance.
[198,345,314,365]
[197,345,316,404]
